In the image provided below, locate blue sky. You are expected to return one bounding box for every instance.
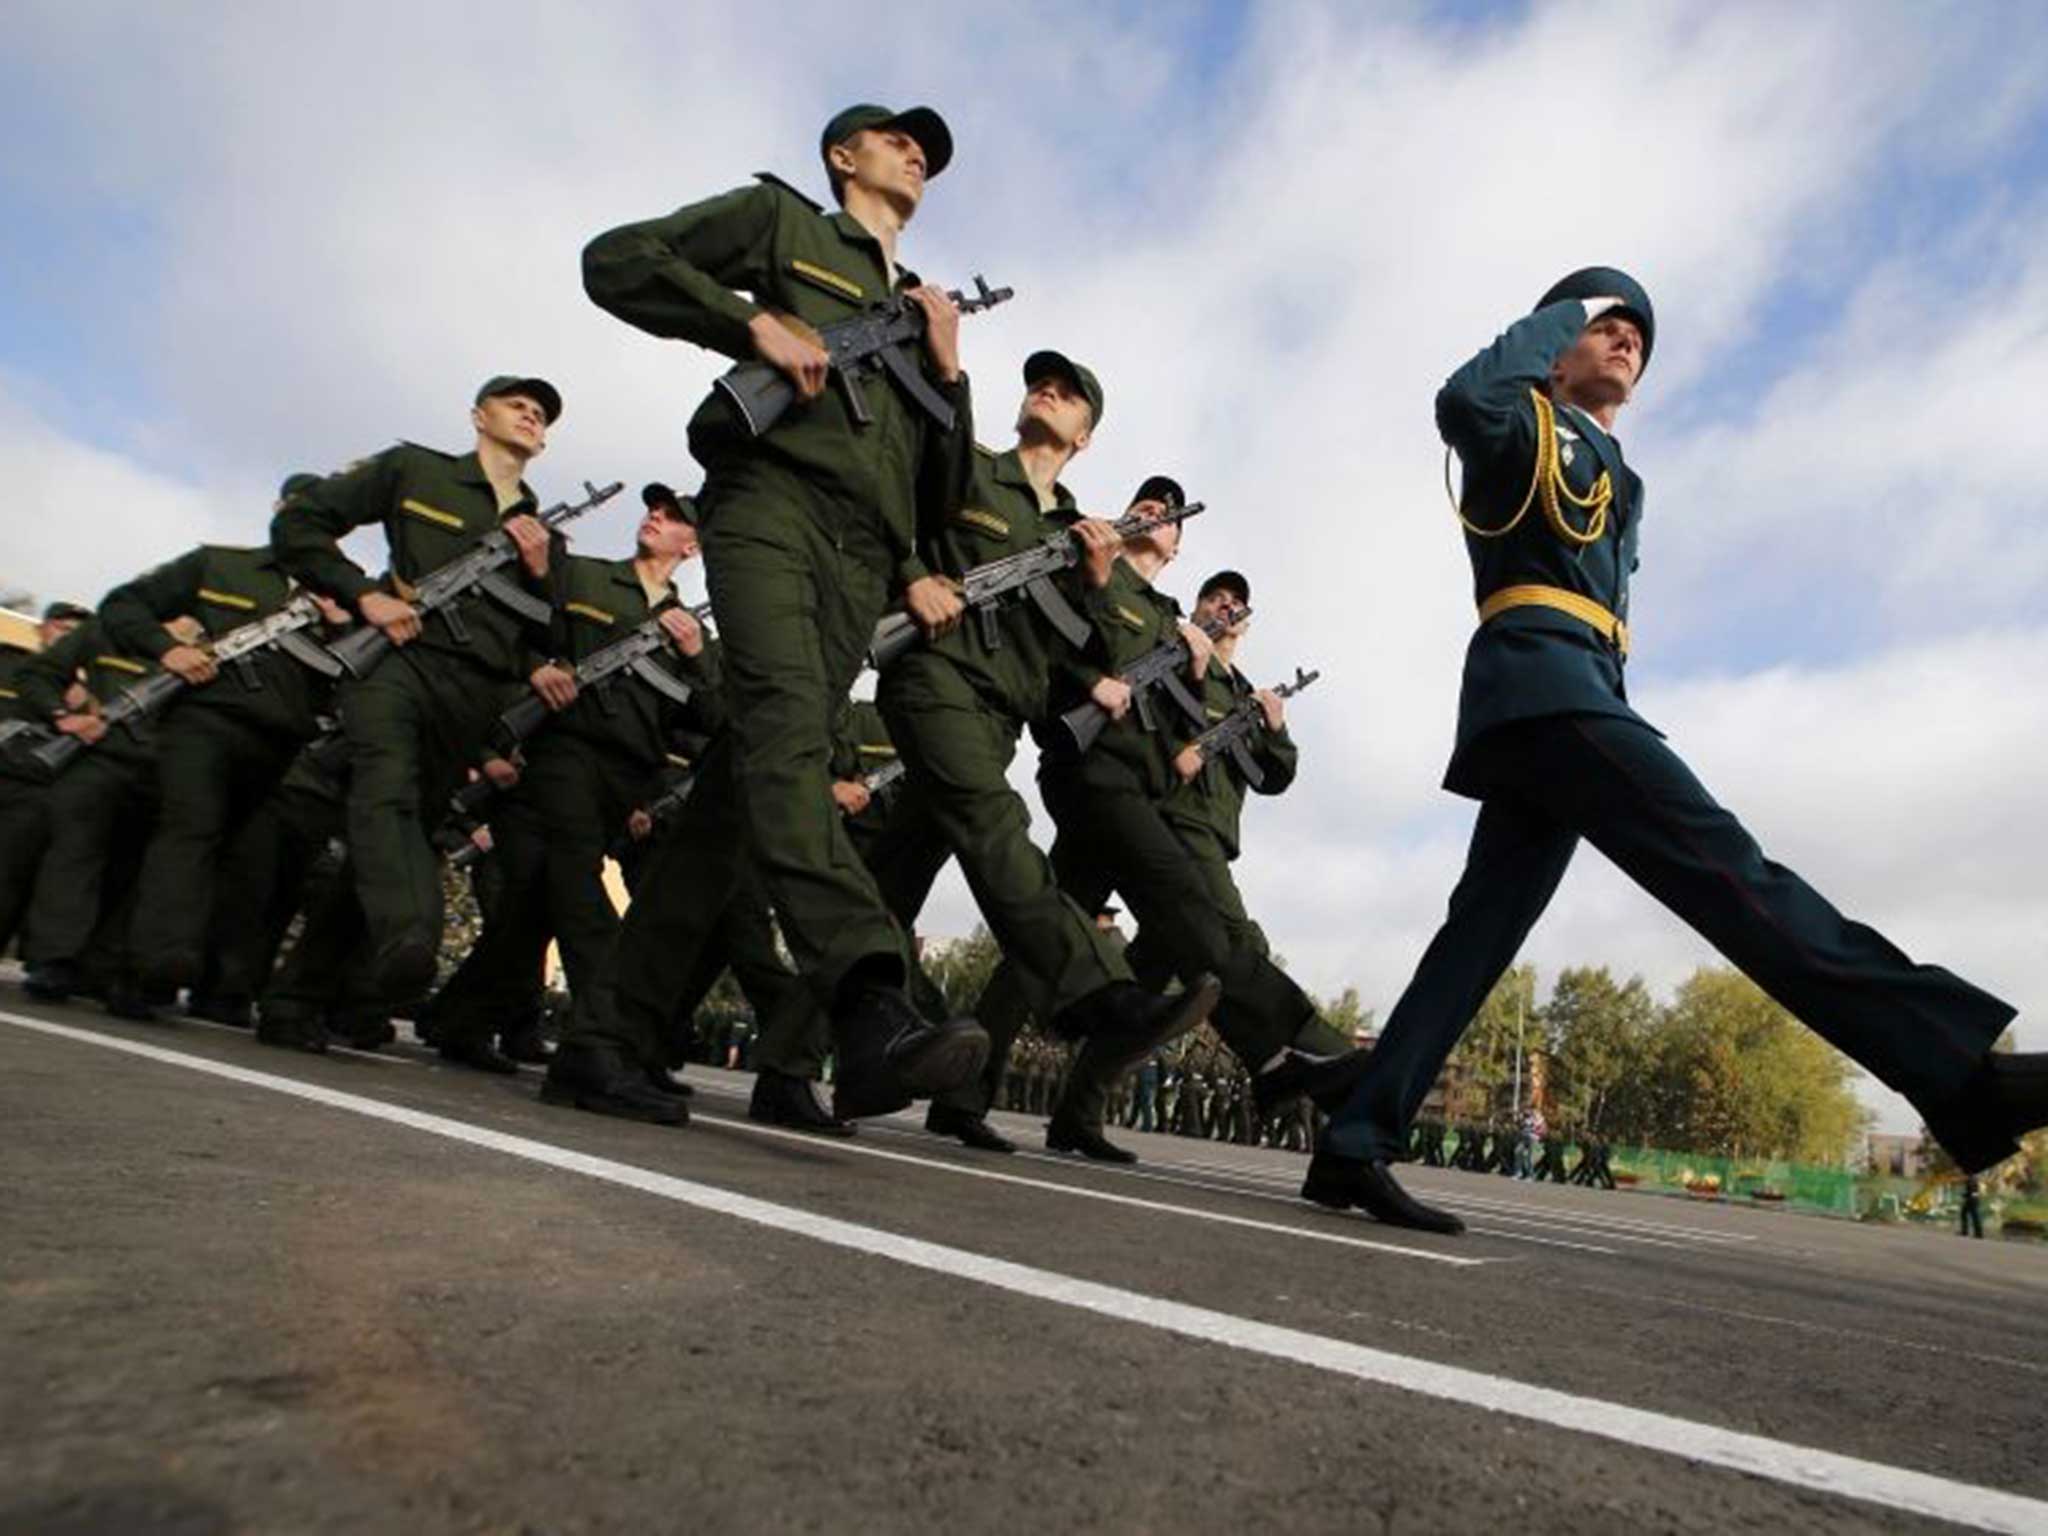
[4,0,2047,1133]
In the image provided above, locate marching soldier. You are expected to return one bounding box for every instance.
[425,482,711,1071]
[261,375,565,1049]
[99,486,348,1013]
[0,601,90,956]
[1305,268,2044,1234]
[558,102,986,1122]
[865,354,1220,1154]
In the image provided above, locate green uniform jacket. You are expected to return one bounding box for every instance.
[1161,661,1298,860]
[0,644,37,724]
[17,617,163,763]
[99,544,326,740]
[581,174,963,588]
[1439,298,1649,795]
[832,697,900,844]
[1037,558,1187,799]
[918,440,1087,723]
[271,443,554,682]
[547,554,723,769]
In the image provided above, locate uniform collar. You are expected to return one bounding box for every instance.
[991,447,1076,510]
[452,450,536,511]
[608,557,677,608]
[827,210,919,291]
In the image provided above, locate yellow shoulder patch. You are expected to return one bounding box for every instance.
[0,686,18,699]
[953,507,1010,539]
[788,258,865,302]
[197,587,257,611]
[1114,604,1148,631]
[566,601,616,626]
[97,655,148,675]
[399,497,465,530]
[855,743,897,758]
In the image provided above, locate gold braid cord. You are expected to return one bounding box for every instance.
[1449,388,1612,546]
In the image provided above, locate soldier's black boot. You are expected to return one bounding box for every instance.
[541,1037,687,1126]
[1045,1111,1137,1164]
[925,1101,1014,1153]
[256,1004,330,1055]
[1301,1151,1464,1235]
[22,959,81,1004]
[104,975,169,1023]
[752,1068,856,1137]
[439,1033,519,1075]
[644,1064,695,1099]
[1053,975,1221,1065]
[185,993,254,1029]
[831,985,987,1121]
[1252,1042,1374,1119]
[498,1022,555,1065]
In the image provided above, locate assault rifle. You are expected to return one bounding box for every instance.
[862,755,907,799]
[30,595,346,775]
[327,479,626,679]
[868,501,1207,669]
[1056,605,1251,754]
[1181,666,1319,789]
[0,718,59,777]
[716,276,1013,437]
[483,599,711,758]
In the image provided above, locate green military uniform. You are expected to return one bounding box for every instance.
[429,554,715,1052]
[579,169,963,1019]
[0,640,56,951]
[1322,272,2019,1177]
[15,619,165,987]
[268,441,556,1016]
[865,439,1131,1113]
[1033,559,1322,1127]
[100,544,331,992]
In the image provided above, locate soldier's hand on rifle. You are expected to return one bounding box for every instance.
[749,312,830,400]
[481,755,521,790]
[1254,688,1285,731]
[1073,517,1121,589]
[626,808,654,842]
[503,513,551,581]
[904,574,965,639]
[161,643,219,686]
[54,711,107,744]
[905,285,962,383]
[1180,620,1215,682]
[1173,743,1206,783]
[358,591,421,646]
[658,607,705,658]
[310,593,352,627]
[830,778,872,817]
[468,826,494,855]
[1090,675,1133,720]
[529,662,578,712]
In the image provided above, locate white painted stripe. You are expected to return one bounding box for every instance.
[6,1010,2045,1534]
[182,1015,418,1067]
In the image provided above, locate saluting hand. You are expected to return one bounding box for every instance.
[750,312,831,401]
[358,591,421,646]
[658,607,705,658]
[1072,517,1120,589]
[161,643,218,687]
[529,663,578,712]
[906,284,962,383]
[904,574,965,640]
[503,513,550,581]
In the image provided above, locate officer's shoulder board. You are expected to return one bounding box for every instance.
[953,507,1009,539]
[753,172,824,214]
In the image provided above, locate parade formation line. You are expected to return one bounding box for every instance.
[6,1007,2047,1535]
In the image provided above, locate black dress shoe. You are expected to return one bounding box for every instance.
[256,1009,330,1054]
[645,1065,695,1099]
[1046,1113,1138,1164]
[1301,1151,1464,1235]
[1253,1045,1374,1118]
[499,1026,556,1065]
[439,1037,519,1075]
[185,995,254,1029]
[832,987,988,1120]
[104,982,166,1023]
[926,1102,1015,1153]
[540,1040,687,1126]
[333,1015,397,1051]
[1054,975,1222,1064]
[22,960,81,1003]
[752,1069,856,1137]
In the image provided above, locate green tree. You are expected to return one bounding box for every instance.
[922,924,1002,1018]
[1444,963,1538,1124]
[1316,985,1375,1041]
[1540,966,1657,1140]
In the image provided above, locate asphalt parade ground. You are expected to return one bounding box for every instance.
[5,988,2048,1534]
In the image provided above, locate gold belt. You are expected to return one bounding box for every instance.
[1477,584,1629,657]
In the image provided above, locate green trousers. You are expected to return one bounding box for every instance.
[128,705,300,989]
[0,775,50,953]
[22,746,157,972]
[874,650,1127,1025]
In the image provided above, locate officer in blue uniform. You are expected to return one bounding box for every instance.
[1305,267,2044,1234]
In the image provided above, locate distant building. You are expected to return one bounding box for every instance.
[1865,1132,1928,1178]
[0,607,37,650]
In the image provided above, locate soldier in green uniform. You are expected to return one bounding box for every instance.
[0,602,91,956]
[99,486,348,1015]
[1029,490,1358,1161]
[262,375,565,1050]
[424,482,713,1072]
[14,614,172,1002]
[1306,268,2045,1234]
[865,355,1219,1154]
[556,103,985,1121]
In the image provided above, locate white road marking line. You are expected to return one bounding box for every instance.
[182,1015,419,1066]
[6,1010,2044,1536]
